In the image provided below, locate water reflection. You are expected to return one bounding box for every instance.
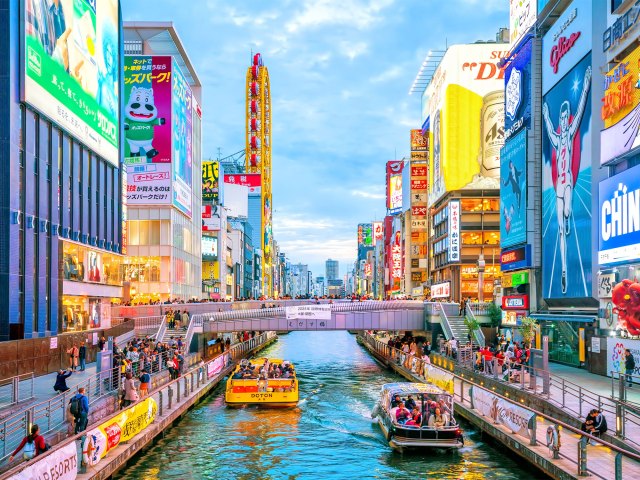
[116,332,544,480]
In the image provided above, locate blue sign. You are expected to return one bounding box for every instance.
[501,245,531,272]
[598,163,640,265]
[505,38,532,140]
[541,53,593,299]
[500,130,527,249]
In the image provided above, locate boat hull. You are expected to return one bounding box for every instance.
[376,418,463,450]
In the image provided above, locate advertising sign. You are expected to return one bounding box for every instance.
[542,0,592,94]
[126,163,171,205]
[124,56,172,165]
[410,129,428,151]
[600,46,640,165]
[388,174,403,214]
[285,305,331,320]
[542,53,593,299]
[504,38,532,140]
[502,310,526,326]
[171,60,193,217]
[372,221,384,245]
[448,200,460,262]
[202,205,221,232]
[411,165,428,178]
[390,229,403,292]
[512,271,530,286]
[471,387,535,438]
[431,281,450,298]
[423,365,454,393]
[24,0,119,166]
[510,0,537,46]
[410,151,428,161]
[202,236,218,260]
[358,223,373,247]
[603,1,640,55]
[607,337,640,378]
[598,163,640,265]
[500,130,527,248]
[501,245,531,271]
[502,295,529,310]
[598,272,616,298]
[14,442,77,480]
[224,174,262,195]
[412,205,428,217]
[202,161,219,202]
[207,355,226,378]
[427,44,508,205]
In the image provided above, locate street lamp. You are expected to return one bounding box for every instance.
[477,254,486,303]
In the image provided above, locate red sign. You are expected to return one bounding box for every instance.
[411,165,427,177]
[502,295,529,310]
[501,247,526,265]
[224,174,262,194]
[412,206,428,217]
[386,161,403,175]
[550,32,581,74]
[364,263,372,276]
[411,179,428,190]
[373,222,384,244]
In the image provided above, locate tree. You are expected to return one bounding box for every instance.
[519,316,539,346]
[486,302,502,328]
[464,316,480,337]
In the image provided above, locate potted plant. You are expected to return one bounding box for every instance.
[519,316,538,346]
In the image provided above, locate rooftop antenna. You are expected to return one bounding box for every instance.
[216,147,222,161]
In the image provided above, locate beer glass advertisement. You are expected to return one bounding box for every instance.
[500,129,527,249]
[24,0,119,165]
[171,60,193,218]
[427,44,507,205]
[541,53,593,299]
[600,46,640,166]
[123,56,172,165]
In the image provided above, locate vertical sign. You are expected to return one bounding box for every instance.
[448,200,460,262]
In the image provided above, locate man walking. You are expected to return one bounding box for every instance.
[79,341,87,372]
[625,349,636,387]
[70,387,89,434]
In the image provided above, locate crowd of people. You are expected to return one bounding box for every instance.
[232,359,295,380]
[390,393,454,429]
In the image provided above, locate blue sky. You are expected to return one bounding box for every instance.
[124,0,509,278]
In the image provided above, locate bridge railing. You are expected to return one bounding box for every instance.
[436,303,455,340]
[464,303,485,347]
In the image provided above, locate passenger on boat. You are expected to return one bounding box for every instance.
[395,402,411,425]
[437,399,452,417]
[428,407,447,429]
[390,395,402,408]
[232,371,243,379]
[405,394,417,411]
[405,407,422,427]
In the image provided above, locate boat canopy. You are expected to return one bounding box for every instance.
[381,383,450,397]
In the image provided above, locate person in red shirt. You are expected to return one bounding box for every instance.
[483,347,494,374]
[10,424,46,462]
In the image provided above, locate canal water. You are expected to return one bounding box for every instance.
[115,331,543,479]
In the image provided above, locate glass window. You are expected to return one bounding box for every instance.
[139,220,149,245]
[483,231,500,245]
[129,220,139,245]
[461,232,482,245]
[150,221,160,245]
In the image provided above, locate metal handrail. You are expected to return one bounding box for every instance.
[437,303,455,340]
[464,303,485,347]
[0,373,35,409]
[361,332,640,477]
[155,315,168,342]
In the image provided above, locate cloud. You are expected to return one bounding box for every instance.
[285,0,395,33]
[338,40,369,60]
[351,190,386,200]
[371,65,403,83]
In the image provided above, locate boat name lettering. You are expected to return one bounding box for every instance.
[250,393,273,398]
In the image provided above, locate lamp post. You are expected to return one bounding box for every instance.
[477,254,486,303]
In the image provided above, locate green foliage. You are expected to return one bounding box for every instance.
[464,315,480,334]
[487,302,502,328]
[519,316,539,345]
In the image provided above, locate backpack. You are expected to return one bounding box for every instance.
[70,396,82,417]
[23,439,36,460]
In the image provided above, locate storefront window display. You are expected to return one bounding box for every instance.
[123,257,161,283]
[461,232,500,245]
[460,198,499,212]
[62,241,123,286]
[62,296,105,332]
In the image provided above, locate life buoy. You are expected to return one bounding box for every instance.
[81,436,94,466]
[546,426,560,454]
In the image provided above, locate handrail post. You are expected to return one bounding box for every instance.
[168,386,173,410]
[618,374,626,402]
[578,387,582,418]
[616,403,625,439]
[25,409,33,436]
[13,376,19,403]
[191,372,195,393]
[184,377,188,398]
[158,390,163,416]
[529,416,537,446]
[578,438,588,476]
[615,452,622,480]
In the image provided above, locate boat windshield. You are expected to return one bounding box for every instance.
[386,392,455,428]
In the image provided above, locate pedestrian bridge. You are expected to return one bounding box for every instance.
[192,301,425,333]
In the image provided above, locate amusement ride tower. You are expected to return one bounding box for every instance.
[245,53,273,297]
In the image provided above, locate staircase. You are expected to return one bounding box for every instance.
[160,326,188,348]
[446,315,470,343]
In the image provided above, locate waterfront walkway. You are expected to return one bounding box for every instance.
[361,333,640,479]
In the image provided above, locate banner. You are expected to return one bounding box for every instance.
[207,355,226,378]
[471,387,535,438]
[126,163,171,205]
[500,130,527,248]
[171,61,193,218]
[224,174,262,195]
[202,161,219,202]
[84,398,157,467]
[423,365,454,393]
[510,0,537,46]
[448,200,460,262]
[285,305,331,320]
[505,38,532,140]
[24,0,119,166]
[14,441,78,480]
[607,337,640,378]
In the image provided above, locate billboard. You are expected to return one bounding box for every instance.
[372,221,383,245]
[600,45,640,165]
[542,53,592,299]
[505,38,532,140]
[542,0,592,94]
[358,223,373,247]
[202,161,219,202]
[125,163,171,205]
[202,236,218,260]
[124,56,172,164]
[24,0,119,165]
[390,228,403,292]
[223,183,248,218]
[386,161,404,214]
[448,200,460,263]
[202,205,221,232]
[598,163,640,265]
[224,174,262,195]
[510,0,537,46]
[410,129,428,151]
[500,129,527,248]
[427,44,508,205]
[171,61,193,217]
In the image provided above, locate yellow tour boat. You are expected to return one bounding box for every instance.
[225,358,299,408]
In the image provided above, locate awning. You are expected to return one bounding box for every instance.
[530,313,597,323]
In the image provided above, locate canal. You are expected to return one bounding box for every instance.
[115,331,543,479]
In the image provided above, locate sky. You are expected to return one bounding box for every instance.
[124,0,510,278]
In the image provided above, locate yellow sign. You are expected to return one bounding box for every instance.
[410,129,428,151]
[502,274,513,288]
[410,150,428,160]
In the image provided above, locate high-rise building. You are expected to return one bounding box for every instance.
[326,259,339,281]
[0,1,124,339]
[289,263,309,298]
[122,23,203,302]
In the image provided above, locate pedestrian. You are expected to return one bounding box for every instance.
[98,336,106,351]
[138,369,150,398]
[9,424,46,462]
[79,342,87,372]
[53,369,72,393]
[70,387,89,434]
[122,372,139,408]
[625,349,636,387]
